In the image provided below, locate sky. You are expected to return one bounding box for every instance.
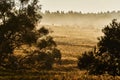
[40,0,120,13]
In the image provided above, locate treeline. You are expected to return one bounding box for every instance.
[41,10,120,26]
[43,10,120,15]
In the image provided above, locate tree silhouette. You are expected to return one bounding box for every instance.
[78,19,120,76]
[97,19,120,75]
[0,0,61,70]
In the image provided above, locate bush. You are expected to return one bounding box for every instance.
[78,19,120,76]
[78,49,98,70]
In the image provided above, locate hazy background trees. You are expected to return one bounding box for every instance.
[41,10,120,27]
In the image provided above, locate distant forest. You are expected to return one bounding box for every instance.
[41,10,120,27]
[43,10,120,15]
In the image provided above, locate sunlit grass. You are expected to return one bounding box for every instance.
[1,25,120,80]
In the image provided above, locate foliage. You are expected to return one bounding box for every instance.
[78,19,120,76]
[0,0,61,70]
[77,50,97,70]
[97,19,120,75]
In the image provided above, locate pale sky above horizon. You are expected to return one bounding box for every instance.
[40,0,120,13]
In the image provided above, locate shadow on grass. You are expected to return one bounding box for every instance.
[53,58,79,72]
[61,59,76,65]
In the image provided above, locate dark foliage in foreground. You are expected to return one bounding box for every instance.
[0,0,61,71]
[78,19,120,76]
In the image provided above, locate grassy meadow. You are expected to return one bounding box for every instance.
[0,24,116,80]
[1,12,120,79]
[1,24,120,80]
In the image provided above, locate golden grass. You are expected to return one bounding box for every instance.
[42,25,120,79]
[2,25,119,80]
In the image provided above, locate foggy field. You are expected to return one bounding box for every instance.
[40,25,101,70]
[1,0,120,79]
[1,24,120,80]
[43,24,102,56]
[4,15,120,79]
[2,25,120,80]
[3,24,119,80]
[39,13,120,73]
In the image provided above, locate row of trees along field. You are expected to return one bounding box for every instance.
[43,10,120,15]
[42,10,120,26]
[0,0,61,71]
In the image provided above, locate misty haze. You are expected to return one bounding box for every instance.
[0,0,120,80]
